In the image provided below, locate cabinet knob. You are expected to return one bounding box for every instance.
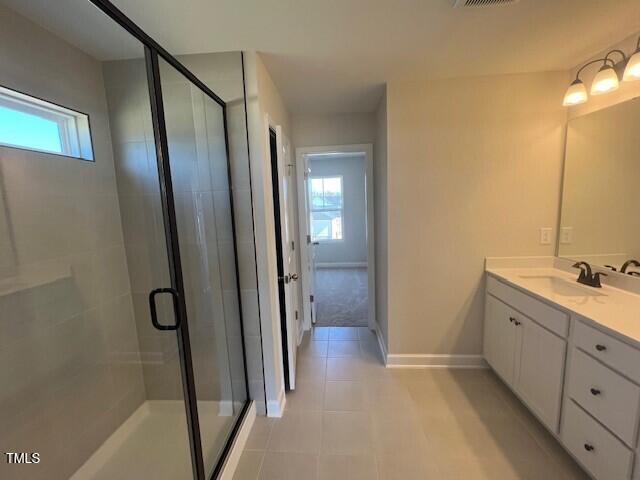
[590,388,601,396]
[595,344,607,352]
[583,444,595,452]
[509,317,515,323]
[514,320,521,326]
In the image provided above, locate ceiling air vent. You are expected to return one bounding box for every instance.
[453,0,519,7]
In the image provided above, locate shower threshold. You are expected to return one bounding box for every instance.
[71,400,241,480]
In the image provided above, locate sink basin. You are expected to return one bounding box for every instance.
[518,275,606,297]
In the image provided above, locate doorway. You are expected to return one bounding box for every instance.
[296,144,376,332]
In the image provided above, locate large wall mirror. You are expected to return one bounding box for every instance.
[558,97,640,277]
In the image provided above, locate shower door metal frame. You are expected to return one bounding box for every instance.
[88,1,252,479]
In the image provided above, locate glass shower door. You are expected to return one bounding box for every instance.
[0,3,199,478]
[155,56,248,477]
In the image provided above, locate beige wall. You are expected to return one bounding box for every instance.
[0,6,144,479]
[292,112,376,148]
[374,91,389,349]
[385,72,568,355]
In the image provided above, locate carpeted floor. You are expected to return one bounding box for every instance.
[314,267,368,327]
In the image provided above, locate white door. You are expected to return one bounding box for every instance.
[302,154,318,325]
[276,127,298,389]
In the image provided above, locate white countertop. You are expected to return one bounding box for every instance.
[486,266,640,347]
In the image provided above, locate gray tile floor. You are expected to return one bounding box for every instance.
[234,327,589,479]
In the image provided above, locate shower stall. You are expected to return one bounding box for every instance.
[0,0,260,479]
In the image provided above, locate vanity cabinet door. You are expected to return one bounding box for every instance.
[515,316,567,433]
[484,295,518,385]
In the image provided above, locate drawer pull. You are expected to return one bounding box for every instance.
[584,443,595,452]
[595,344,607,352]
[590,388,601,396]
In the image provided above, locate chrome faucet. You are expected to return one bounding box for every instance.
[620,259,640,274]
[572,262,607,288]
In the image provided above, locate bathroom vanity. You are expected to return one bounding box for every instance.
[484,260,640,480]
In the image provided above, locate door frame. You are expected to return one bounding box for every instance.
[268,127,291,391]
[266,117,300,391]
[295,143,376,332]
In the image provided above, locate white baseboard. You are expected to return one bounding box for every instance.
[385,353,488,369]
[267,387,286,418]
[315,262,367,269]
[219,401,256,480]
[372,321,485,369]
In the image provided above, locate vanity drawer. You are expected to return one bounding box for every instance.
[574,320,640,385]
[568,348,640,447]
[562,400,634,480]
[486,276,569,337]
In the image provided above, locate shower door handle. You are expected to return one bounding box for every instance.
[148,288,182,331]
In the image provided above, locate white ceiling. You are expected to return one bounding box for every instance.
[3,0,640,113]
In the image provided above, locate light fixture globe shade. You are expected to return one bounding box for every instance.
[563,79,588,106]
[591,65,619,95]
[623,50,640,81]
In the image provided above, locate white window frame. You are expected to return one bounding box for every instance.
[0,85,94,161]
[308,174,344,243]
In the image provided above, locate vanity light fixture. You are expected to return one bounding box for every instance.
[623,37,640,81]
[563,58,613,106]
[590,62,619,95]
[592,50,626,95]
[563,39,640,106]
[562,79,588,106]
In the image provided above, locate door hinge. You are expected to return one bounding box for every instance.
[291,241,295,251]
[295,310,299,320]
[310,295,314,303]
[306,234,311,244]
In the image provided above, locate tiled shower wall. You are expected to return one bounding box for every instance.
[0,6,145,479]
[178,52,267,415]
[101,58,185,399]
[104,52,267,412]
[102,57,245,407]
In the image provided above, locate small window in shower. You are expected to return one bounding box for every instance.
[0,85,94,161]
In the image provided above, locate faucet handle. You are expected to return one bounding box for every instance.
[592,272,607,288]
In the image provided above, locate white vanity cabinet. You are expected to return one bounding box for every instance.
[561,319,640,480]
[484,276,568,433]
[485,270,640,480]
